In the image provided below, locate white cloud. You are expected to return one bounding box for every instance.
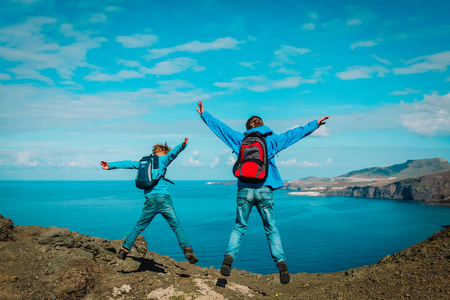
[248,85,269,92]
[102,87,211,106]
[83,72,122,82]
[336,65,390,80]
[327,93,450,136]
[215,68,326,92]
[197,150,235,168]
[8,67,54,84]
[389,88,421,96]
[278,158,297,167]
[147,37,242,59]
[272,76,319,89]
[117,70,146,79]
[347,19,362,26]
[142,57,205,75]
[399,93,450,136]
[182,157,206,167]
[371,55,391,65]
[393,51,450,75]
[278,158,321,168]
[0,148,97,169]
[105,6,124,12]
[214,81,242,89]
[227,157,236,165]
[60,80,77,85]
[238,61,261,69]
[84,58,204,82]
[311,126,331,137]
[116,34,158,48]
[157,79,194,90]
[15,149,41,167]
[0,83,211,133]
[210,157,219,168]
[350,39,381,50]
[0,73,12,80]
[0,18,107,81]
[302,23,316,30]
[275,67,300,76]
[271,45,311,67]
[88,13,106,23]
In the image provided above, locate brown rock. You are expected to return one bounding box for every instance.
[0,214,14,241]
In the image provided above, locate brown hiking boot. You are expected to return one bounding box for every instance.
[183,247,198,264]
[117,246,130,260]
[277,260,290,284]
[220,254,234,276]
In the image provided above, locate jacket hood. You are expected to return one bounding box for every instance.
[245,125,273,135]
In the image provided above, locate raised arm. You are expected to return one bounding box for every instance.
[196,100,244,153]
[102,160,139,170]
[268,116,329,155]
[164,138,188,166]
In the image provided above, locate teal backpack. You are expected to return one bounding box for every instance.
[135,154,161,189]
[135,154,174,189]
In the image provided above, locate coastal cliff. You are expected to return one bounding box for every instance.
[324,171,450,206]
[1,215,449,299]
[284,158,450,206]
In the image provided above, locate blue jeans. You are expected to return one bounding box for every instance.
[122,193,191,251]
[225,186,286,263]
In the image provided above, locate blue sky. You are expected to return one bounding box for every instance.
[0,0,449,181]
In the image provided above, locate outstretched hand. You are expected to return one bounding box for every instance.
[318,116,329,126]
[182,137,189,147]
[196,100,204,115]
[100,161,109,170]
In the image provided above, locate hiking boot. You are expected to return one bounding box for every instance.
[277,260,290,284]
[183,247,198,264]
[117,246,130,260]
[220,254,234,276]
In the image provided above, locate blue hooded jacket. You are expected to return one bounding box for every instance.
[107,143,186,195]
[200,111,319,190]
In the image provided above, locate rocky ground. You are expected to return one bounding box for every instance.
[1,214,449,299]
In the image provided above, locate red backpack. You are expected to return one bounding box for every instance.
[233,132,269,183]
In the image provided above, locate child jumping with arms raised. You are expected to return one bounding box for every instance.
[100,138,198,264]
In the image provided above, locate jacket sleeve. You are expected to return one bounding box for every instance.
[268,120,319,156]
[200,111,244,153]
[163,143,186,167]
[108,160,139,170]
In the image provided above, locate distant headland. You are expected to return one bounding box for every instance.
[284,158,450,206]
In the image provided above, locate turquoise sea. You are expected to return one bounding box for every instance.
[1,180,449,275]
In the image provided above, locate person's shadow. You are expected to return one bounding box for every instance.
[119,256,166,274]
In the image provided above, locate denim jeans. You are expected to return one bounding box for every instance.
[225,186,286,263]
[122,193,191,251]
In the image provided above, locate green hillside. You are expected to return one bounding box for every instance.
[339,158,450,179]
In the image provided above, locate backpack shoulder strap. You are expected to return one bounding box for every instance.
[163,178,175,185]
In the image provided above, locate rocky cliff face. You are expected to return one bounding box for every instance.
[325,171,450,206]
[1,214,450,299]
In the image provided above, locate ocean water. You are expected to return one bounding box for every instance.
[1,180,449,275]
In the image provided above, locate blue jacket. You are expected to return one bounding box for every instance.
[200,111,319,190]
[107,143,186,195]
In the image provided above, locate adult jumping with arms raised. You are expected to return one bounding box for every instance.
[196,100,328,284]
